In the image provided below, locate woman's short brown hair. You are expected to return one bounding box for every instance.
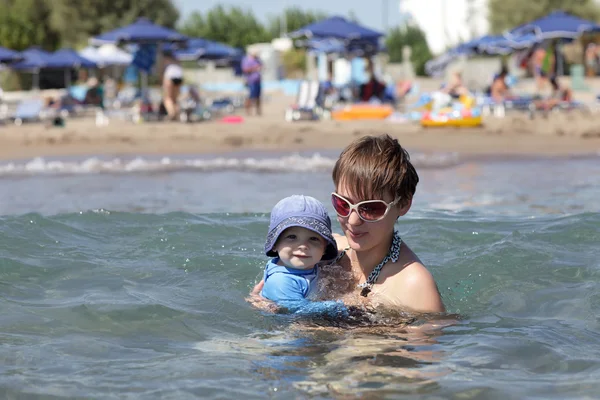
[332,134,419,207]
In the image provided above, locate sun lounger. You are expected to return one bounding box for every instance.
[285,81,323,122]
[11,98,48,126]
[179,98,212,123]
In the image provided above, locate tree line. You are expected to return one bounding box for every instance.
[1,0,599,74]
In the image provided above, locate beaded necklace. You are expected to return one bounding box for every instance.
[331,231,402,297]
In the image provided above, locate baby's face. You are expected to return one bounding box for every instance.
[274,227,326,269]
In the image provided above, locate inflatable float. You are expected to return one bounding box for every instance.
[331,104,394,121]
[420,107,483,128]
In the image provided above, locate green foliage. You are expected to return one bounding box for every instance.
[49,0,179,48]
[281,48,307,78]
[385,25,433,76]
[0,2,437,79]
[0,69,23,91]
[488,0,600,34]
[0,0,60,51]
[179,5,271,49]
[0,0,179,50]
[266,7,328,37]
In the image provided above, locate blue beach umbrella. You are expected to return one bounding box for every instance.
[425,52,458,77]
[0,46,22,63]
[172,38,241,62]
[91,18,187,93]
[482,33,541,55]
[46,49,97,88]
[90,18,187,45]
[47,49,97,69]
[303,37,384,56]
[10,48,52,71]
[289,16,383,41]
[508,10,600,40]
[10,48,53,89]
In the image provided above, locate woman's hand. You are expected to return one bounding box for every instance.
[246,280,278,313]
[251,279,264,295]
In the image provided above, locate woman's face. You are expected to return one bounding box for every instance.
[335,181,408,253]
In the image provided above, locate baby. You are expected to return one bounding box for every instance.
[262,195,338,304]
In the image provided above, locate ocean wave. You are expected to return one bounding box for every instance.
[0,152,461,177]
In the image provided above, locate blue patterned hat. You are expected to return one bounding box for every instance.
[264,195,337,261]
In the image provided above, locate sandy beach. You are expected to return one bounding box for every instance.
[2,92,600,161]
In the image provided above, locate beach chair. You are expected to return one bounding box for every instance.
[0,100,7,125]
[207,97,236,115]
[285,81,323,122]
[11,98,48,126]
[179,98,212,123]
[113,86,138,110]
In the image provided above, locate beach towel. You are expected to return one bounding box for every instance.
[541,47,554,75]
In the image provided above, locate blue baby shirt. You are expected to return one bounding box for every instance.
[260,258,349,318]
[261,258,318,302]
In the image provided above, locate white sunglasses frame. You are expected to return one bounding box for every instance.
[331,192,400,222]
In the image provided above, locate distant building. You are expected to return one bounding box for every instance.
[400,0,489,54]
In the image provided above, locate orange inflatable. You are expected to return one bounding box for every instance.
[420,109,483,128]
[331,104,394,121]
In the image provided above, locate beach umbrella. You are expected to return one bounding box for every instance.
[46,49,97,88]
[90,18,187,46]
[172,38,241,62]
[508,10,600,40]
[425,52,458,77]
[454,35,504,55]
[290,17,384,61]
[481,33,541,55]
[97,45,133,65]
[10,48,52,71]
[302,37,384,57]
[47,49,97,69]
[10,48,53,89]
[79,47,102,64]
[90,18,187,93]
[0,46,22,64]
[79,45,133,67]
[424,36,489,77]
[289,16,383,41]
[449,34,540,56]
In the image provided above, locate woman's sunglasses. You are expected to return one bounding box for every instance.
[331,192,400,222]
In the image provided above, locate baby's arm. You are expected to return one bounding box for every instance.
[262,273,348,317]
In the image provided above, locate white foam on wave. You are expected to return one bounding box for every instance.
[0,152,461,177]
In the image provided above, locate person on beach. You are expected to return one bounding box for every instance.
[442,71,469,99]
[585,43,598,77]
[242,50,262,116]
[251,134,445,315]
[161,51,184,120]
[261,195,338,306]
[358,60,386,102]
[549,76,573,103]
[531,45,554,94]
[490,67,511,103]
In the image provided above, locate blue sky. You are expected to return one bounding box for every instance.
[174,0,404,32]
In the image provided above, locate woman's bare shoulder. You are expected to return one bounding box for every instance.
[378,244,446,313]
[332,233,348,250]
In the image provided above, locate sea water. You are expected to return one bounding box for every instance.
[0,149,599,399]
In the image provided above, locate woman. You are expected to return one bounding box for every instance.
[161,51,184,120]
[251,134,445,314]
